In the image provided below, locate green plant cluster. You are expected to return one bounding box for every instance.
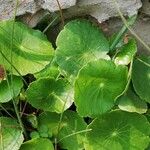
[0,18,150,150]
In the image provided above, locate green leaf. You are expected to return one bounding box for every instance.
[57,111,87,150]
[85,110,150,150]
[38,111,87,150]
[74,59,128,117]
[26,114,38,129]
[0,21,54,75]
[118,86,147,114]
[34,61,60,79]
[38,112,61,136]
[0,117,24,150]
[132,57,150,103]
[0,75,23,103]
[26,78,73,113]
[38,125,50,138]
[20,138,54,150]
[55,19,109,75]
[114,39,137,65]
[30,131,40,139]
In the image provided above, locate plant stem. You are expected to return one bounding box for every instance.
[110,15,137,51]
[56,0,65,28]
[57,129,92,143]
[43,16,58,34]
[124,60,133,93]
[113,0,150,52]
[137,57,150,67]
[54,89,72,149]
[12,99,28,138]
[9,0,27,138]
[0,104,15,119]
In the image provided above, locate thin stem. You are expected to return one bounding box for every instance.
[9,0,27,138]
[12,99,27,138]
[137,57,150,68]
[54,138,57,150]
[124,60,133,93]
[54,87,73,149]
[57,129,92,143]
[43,16,58,34]
[55,101,67,150]
[56,0,65,28]
[110,26,127,51]
[115,59,133,101]
[20,102,27,118]
[0,104,15,119]
[110,15,137,51]
[113,0,150,52]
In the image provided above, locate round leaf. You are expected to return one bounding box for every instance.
[20,138,54,150]
[38,111,87,150]
[34,62,60,79]
[38,112,61,136]
[118,86,147,114]
[85,110,150,150]
[30,131,40,139]
[55,19,109,75]
[0,21,54,75]
[26,78,73,113]
[132,57,150,103]
[74,59,128,117]
[0,75,23,103]
[114,39,137,65]
[58,111,87,150]
[0,117,24,150]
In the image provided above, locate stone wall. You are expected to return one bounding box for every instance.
[0,0,144,26]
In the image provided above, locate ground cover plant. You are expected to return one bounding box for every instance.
[0,13,150,150]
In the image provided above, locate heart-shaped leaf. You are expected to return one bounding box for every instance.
[0,21,54,75]
[55,19,109,75]
[85,110,150,150]
[132,56,150,103]
[0,117,24,150]
[26,78,73,113]
[0,75,23,103]
[74,59,128,117]
[20,138,54,150]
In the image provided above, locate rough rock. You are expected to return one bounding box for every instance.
[0,0,38,20]
[141,0,150,16]
[64,0,142,23]
[0,0,142,26]
[0,0,76,21]
[38,0,77,12]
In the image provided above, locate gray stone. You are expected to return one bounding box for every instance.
[38,0,77,12]
[0,0,142,26]
[19,10,50,28]
[0,0,38,20]
[141,0,150,15]
[0,0,76,21]
[65,0,142,22]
